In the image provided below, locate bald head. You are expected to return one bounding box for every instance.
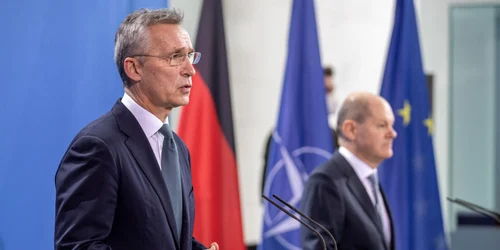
[336,91,390,139]
[335,91,397,168]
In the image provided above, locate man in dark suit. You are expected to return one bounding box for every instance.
[301,91,397,250]
[54,8,218,250]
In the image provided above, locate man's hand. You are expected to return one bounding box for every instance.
[206,242,219,250]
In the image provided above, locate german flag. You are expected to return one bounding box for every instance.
[177,0,246,249]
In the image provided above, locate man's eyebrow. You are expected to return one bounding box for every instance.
[170,48,183,54]
[170,47,194,54]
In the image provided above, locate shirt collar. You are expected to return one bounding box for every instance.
[121,92,168,138]
[338,146,377,179]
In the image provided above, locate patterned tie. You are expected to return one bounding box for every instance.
[159,124,182,240]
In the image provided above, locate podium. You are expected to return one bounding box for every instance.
[451,219,500,249]
[448,198,500,250]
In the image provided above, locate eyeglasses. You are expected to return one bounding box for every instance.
[133,52,201,66]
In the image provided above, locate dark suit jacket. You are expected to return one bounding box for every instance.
[301,152,395,250]
[54,100,206,250]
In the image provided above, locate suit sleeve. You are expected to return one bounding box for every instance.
[191,237,207,250]
[301,172,345,250]
[54,135,118,250]
[182,147,208,250]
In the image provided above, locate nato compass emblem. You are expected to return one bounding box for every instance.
[262,132,331,249]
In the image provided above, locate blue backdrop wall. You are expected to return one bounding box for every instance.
[0,1,167,249]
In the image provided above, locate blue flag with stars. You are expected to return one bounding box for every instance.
[258,0,334,249]
[379,0,448,249]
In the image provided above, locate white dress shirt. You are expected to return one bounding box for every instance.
[338,146,392,247]
[121,93,168,169]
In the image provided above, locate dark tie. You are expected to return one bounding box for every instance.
[159,124,182,240]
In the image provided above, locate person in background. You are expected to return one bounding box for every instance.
[324,66,339,122]
[301,91,397,250]
[261,66,339,197]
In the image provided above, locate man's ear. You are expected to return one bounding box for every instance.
[341,120,356,141]
[123,57,143,82]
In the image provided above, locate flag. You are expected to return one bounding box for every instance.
[176,0,246,249]
[379,0,448,249]
[258,0,334,249]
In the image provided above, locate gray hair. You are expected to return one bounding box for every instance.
[114,8,184,86]
[336,96,372,139]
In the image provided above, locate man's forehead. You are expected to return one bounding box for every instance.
[149,25,193,51]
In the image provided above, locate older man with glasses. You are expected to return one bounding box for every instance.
[54,8,218,250]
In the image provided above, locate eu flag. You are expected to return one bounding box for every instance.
[379,0,448,249]
[258,0,334,249]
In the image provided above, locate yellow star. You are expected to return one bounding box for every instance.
[424,117,433,135]
[398,100,411,126]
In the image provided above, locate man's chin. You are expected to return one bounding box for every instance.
[385,151,394,159]
[180,98,189,106]
[166,101,189,110]
[175,98,190,107]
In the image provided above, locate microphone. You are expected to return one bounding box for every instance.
[262,195,326,250]
[447,197,500,224]
[273,194,338,250]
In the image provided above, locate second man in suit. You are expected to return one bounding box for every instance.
[301,91,397,250]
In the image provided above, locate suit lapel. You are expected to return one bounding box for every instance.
[112,100,180,249]
[334,154,387,247]
[180,163,191,250]
[380,187,395,250]
[346,176,386,235]
[177,138,191,250]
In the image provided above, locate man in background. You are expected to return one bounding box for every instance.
[301,91,397,250]
[324,66,338,124]
[261,66,339,196]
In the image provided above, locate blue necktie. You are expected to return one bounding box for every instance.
[159,124,182,240]
[368,173,391,246]
[368,174,385,234]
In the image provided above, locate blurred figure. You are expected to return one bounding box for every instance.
[324,66,338,118]
[260,66,339,197]
[301,91,397,250]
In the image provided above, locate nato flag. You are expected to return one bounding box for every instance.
[258,0,334,249]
